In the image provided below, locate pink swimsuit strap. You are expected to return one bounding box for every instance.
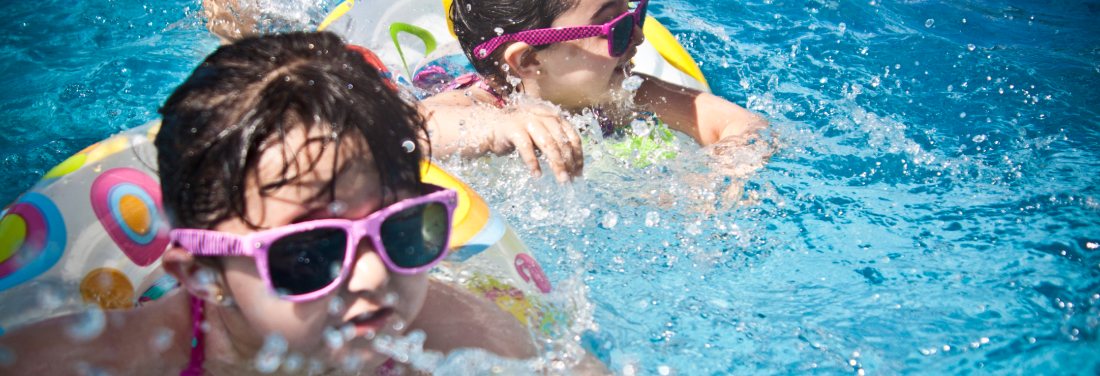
[444,73,506,107]
[180,295,205,376]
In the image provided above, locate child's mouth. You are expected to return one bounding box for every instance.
[347,307,394,337]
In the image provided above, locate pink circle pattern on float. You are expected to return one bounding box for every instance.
[0,193,66,292]
[90,168,169,267]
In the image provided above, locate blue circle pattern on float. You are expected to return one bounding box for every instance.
[0,193,66,292]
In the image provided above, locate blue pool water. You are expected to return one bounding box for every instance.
[2,0,1098,374]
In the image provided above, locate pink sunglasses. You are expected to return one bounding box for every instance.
[169,184,457,302]
[474,0,649,60]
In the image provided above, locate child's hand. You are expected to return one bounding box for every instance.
[420,96,584,183]
[487,104,584,182]
[202,0,258,43]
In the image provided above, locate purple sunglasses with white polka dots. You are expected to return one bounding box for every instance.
[474,0,649,60]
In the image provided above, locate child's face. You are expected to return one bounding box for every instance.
[532,0,642,110]
[212,126,428,367]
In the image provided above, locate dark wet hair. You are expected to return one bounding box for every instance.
[156,31,427,230]
[449,0,577,90]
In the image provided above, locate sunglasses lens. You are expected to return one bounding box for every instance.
[636,0,647,27]
[380,202,450,269]
[267,228,347,296]
[611,16,635,56]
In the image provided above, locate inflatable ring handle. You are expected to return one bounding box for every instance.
[643,16,709,89]
[318,0,356,32]
[390,22,438,79]
[442,0,457,39]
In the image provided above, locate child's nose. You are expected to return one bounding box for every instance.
[345,241,390,295]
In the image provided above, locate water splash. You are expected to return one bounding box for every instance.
[66,307,106,342]
[253,333,288,373]
[150,327,175,353]
[372,330,445,372]
[621,75,644,92]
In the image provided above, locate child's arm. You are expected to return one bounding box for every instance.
[633,73,768,146]
[419,90,584,182]
[202,0,258,43]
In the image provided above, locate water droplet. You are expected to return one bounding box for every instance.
[972,134,987,143]
[925,19,935,28]
[150,327,175,353]
[340,324,357,340]
[621,75,644,91]
[967,44,976,51]
[38,285,64,311]
[630,118,653,138]
[383,292,399,306]
[601,212,619,229]
[530,206,550,220]
[657,365,672,375]
[328,200,348,216]
[282,353,303,373]
[328,296,345,316]
[402,139,416,153]
[685,221,703,236]
[493,27,504,35]
[1086,242,1098,250]
[340,354,364,373]
[254,334,288,373]
[324,326,345,350]
[870,76,881,88]
[74,362,112,376]
[959,112,967,119]
[645,212,661,227]
[67,307,107,342]
[838,22,846,34]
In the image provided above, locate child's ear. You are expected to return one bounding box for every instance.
[162,247,231,305]
[501,42,541,78]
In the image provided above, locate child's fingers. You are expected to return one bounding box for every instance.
[540,119,581,178]
[525,121,571,182]
[562,121,584,176]
[510,133,543,178]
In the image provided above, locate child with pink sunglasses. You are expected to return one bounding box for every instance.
[424,0,769,176]
[0,32,544,375]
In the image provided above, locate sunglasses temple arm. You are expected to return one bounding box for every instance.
[170,229,251,257]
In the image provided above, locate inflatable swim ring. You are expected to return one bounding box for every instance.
[0,121,557,334]
[319,0,710,92]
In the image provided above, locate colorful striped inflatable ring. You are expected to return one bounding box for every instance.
[0,121,558,334]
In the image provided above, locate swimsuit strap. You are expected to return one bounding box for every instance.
[180,295,205,376]
[444,73,506,107]
[592,107,616,137]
